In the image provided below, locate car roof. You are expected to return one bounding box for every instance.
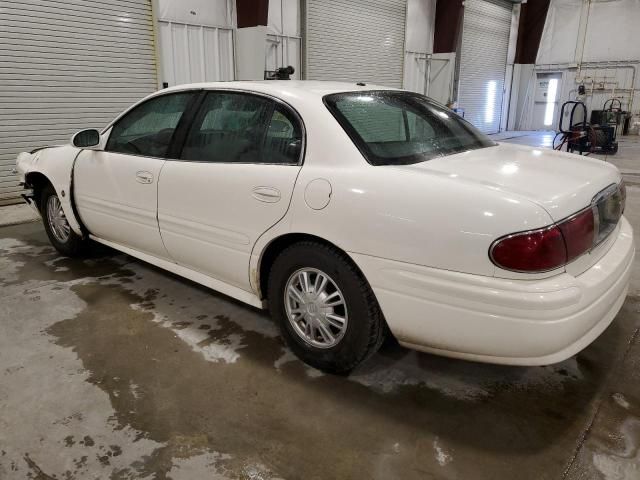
[161,80,399,101]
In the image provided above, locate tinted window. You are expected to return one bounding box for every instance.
[106,93,192,157]
[324,91,495,166]
[262,106,303,164]
[182,92,271,163]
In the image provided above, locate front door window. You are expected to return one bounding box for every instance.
[106,92,193,157]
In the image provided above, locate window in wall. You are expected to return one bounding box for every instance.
[544,78,559,126]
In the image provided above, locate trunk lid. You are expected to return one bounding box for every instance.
[401,142,622,221]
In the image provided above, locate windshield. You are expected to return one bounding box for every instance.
[324,91,495,166]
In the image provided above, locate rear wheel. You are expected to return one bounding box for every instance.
[41,184,86,257]
[267,241,385,374]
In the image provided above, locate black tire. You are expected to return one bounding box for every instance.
[40,184,86,257]
[267,241,385,374]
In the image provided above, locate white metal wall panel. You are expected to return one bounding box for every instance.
[0,0,157,205]
[267,0,302,79]
[158,21,235,86]
[266,35,301,79]
[305,0,407,87]
[457,0,512,134]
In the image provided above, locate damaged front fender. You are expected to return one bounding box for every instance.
[17,145,85,237]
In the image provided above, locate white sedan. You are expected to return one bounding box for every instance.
[15,81,634,373]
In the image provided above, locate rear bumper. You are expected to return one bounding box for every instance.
[351,216,634,365]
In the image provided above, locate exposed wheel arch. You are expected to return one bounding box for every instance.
[40,183,87,256]
[24,168,88,238]
[24,171,53,212]
[258,233,367,301]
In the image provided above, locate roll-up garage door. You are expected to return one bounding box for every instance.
[305,0,406,88]
[457,0,512,134]
[0,0,158,205]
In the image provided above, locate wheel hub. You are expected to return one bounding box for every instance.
[305,302,318,315]
[284,268,348,349]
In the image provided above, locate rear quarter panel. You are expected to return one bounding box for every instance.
[250,102,556,280]
[287,162,555,277]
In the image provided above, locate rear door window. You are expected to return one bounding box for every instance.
[262,106,303,164]
[181,92,271,163]
[180,92,303,164]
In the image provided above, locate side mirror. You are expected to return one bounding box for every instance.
[71,129,101,149]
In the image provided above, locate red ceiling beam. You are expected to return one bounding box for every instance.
[514,0,551,64]
[433,0,464,54]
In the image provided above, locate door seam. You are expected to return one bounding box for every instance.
[156,159,178,264]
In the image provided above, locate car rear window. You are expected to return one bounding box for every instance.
[324,91,495,166]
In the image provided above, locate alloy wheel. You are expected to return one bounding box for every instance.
[46,195,71,243]
[284,267,348,349]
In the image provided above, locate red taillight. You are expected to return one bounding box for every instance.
[558,208,595,262]
[491,209,596,273]
[490,226,567,272]
[491,183,624,273]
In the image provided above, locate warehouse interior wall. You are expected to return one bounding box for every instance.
[303,0,407,86]
[507,0,549,130]
[266,0,301,79]
[157,0,234,25]
[156,0,235,86]
[402,0,466,106]
[154,0,443,99]
[403,0,436,96]
[236,0,269,79]
[428,0,464,106]
[513,0,640,130]
[500,4,521,132]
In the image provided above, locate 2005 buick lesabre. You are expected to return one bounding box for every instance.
[15,81,634,373]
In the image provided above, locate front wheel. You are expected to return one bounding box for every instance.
[40,184,86,257]
[267,242,386,374]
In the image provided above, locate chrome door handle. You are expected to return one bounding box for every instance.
[136,171,153,184]
[252,186,281,203]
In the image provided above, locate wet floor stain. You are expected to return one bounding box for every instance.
[1,222,640,479]
[23,454,56,480]
[45,265,637,478]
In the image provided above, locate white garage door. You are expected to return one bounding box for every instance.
[457,0,512,134]
[0,0,158,205]
[304,0,406,88]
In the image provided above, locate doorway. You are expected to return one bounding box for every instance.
[532,73,562,130]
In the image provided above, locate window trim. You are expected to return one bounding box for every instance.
[174,88,307,167]
[101,88,204,161]
[323,90,496,166]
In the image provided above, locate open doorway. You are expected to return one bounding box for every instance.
[532,73,562,130]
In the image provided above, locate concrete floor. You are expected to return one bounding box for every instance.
[0,203,39,227]
[1,135,639,480]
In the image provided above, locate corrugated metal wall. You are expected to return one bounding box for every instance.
[157,21,235,86]
[0,0,158,205]
[304,0,407,88]
[457,0,512,134]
